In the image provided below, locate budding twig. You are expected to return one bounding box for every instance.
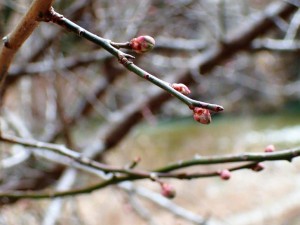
[0,132,299,200]
[44,7,224,114]
[155,147,299,173]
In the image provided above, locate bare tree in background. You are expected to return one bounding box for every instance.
[0,0,300,224]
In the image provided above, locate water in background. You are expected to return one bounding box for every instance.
[110,113,300,169]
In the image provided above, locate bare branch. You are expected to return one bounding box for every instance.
[0,131,299,200]
[120,182,209,225]
[0,0,55,102]
[252,38,300,51]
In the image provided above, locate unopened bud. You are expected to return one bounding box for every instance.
[219,169,231,180]
[171,83,191,95]
[128,156,141,169]
[193,107,211,124]
[130,35,155,54]
[160,183,176,199]
[264,144,275,153]
[251,163,265,172]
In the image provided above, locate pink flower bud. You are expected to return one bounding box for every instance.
[160,183,176,199]
[171,83,191,95]
[251,163,265,172]
[219,169,231,180]
[193,107,211,124]
[134,156,141,163]
[264,144,275,153]
[129,35,155,54]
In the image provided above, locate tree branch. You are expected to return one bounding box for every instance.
[0,0,55,102]
[44,7,223,113]
[0,132,299,200]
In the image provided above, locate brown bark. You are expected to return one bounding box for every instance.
[0,0,55,103]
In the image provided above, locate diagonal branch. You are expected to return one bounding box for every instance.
[0,0,55,102]
[44,7,223,113]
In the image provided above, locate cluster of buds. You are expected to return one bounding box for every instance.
[171,83,191,95]
[192,107,211,125]
[129,35,155,54]
[264,144,275,153]
[218,169,231,180]
[160,183,176,199]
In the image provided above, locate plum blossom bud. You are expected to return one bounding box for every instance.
[251,163,265,172]
[129,35,155,54]
[193,107,211,124]
[264,144,275,153]
[219,169,231,180]
[171,83,191,95]
[160,183,176,199]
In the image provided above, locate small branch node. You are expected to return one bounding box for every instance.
[110,41,131,50]
[127,156,141,169]
[42,7,63,23]
[117,52,134,66]
[77,27,86,36]
[251,162,265,172]
[150,172,158,181]
[2,36,11,49]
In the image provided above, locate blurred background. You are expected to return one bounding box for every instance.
[0,0,300,224]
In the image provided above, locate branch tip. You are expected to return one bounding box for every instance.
[118,52,135,66]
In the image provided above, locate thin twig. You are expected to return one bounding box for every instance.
[0,132,300,199]
[2,132,300,175]
[285,8,300,39]
[0,161,260,199]
[155,149,298,173]
[252,39,300,51]
[120,182,209,225]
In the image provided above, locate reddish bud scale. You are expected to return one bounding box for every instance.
[219,169,231,180]
[215,106,224,112]
[160,183,176,199]
[251,163,265,172]
[143,73,150,79]
[171,83,191,95]
[134,156,141,163]
[264,144,275,153]
[193,107,211,124]
[130,35,155,54]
